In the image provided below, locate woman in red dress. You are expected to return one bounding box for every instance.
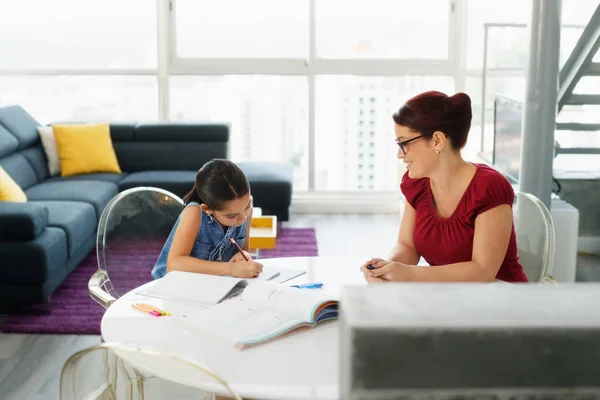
[361,91,528,283]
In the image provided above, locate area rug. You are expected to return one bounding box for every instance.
[0,227,318,335]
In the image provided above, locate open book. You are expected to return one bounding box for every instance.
[137,267,305,307]
[179,281,338,349]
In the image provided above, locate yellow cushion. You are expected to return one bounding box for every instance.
[0,166,27,202]
[52,123,122,177]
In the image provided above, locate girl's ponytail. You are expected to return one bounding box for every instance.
[182,184,202,205]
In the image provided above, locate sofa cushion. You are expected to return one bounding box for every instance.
[109,123,137,142]
[37,125,61,176]
[0,106,40,149]
[237,161,293,210]
[114,142,227,172]
[0,166,27,202]
[134,122,229,142]
[25,180,118,221]
[46,172,127,184]
[20,146,50,182]
[118,171,194,199]
[0,202,48,241]
[0,123,19,159]
[0,153,39,190]
[0,227,68,285]
[32,201,96,257]
[53,123,122,177]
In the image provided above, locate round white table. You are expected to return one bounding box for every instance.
[101,256,369,400]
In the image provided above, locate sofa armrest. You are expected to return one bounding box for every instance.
[0,202,48,241]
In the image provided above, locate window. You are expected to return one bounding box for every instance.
[467,0,598,70]
[175,0,308,58]
[315,75,454,190]
[316,0,450,59]
[170,75,308,190]
[0,0,156,69]
[0,76,158,123]
[465,76,526,159]
[466,0,532,70]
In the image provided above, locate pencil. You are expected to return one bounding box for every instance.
[131,304,161,317]
[136,303,171,316]
[229,238,250,261]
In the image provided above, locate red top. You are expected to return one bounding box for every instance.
[401,163,528,283]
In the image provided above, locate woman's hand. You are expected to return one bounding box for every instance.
[229,251,252,263]
[229,260,263,278]
[360,258,411,282]
[360,258,387,283]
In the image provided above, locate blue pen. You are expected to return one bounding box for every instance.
[291,283,324,289]
[367,265,376,270]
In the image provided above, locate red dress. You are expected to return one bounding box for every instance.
[401,163,528,282]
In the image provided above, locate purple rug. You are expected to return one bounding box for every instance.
[0,227,318,335]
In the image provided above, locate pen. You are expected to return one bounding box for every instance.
[367,265,376,270]
[229,238,251,261]
[291,283,324,289]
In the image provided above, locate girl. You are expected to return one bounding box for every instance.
[151,159,263,279]
[361,91,528,283]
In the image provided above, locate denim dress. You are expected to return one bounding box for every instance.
[151,201,248,279]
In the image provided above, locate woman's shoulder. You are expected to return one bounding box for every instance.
[471,163,513,193]
[467,163,515,213]
[400,171,429,208]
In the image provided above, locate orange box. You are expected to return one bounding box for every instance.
[249,216,277,249]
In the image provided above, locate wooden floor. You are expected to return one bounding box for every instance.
[1,212,599,400]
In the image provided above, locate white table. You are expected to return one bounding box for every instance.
[101,256,369,400]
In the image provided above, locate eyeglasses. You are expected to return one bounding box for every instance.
[395,135,424,155]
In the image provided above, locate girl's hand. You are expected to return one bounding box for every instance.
[230,260,263,278]
[229,251,252,262]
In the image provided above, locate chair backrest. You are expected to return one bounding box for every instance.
[90,187,184,308]
[513,192,556,282]
[60,342,242,400]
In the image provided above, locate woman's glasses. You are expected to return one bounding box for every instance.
[395,135,423,155]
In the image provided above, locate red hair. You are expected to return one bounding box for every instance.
[392,91,472,149]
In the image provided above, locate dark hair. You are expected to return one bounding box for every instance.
[183,159,250,210]
[392,91,472,150]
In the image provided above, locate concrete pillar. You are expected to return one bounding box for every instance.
[519,0,562,208]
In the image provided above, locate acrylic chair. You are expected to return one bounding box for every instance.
[513,192,557,283]
[89,187,184,308]
[59,342,242,400]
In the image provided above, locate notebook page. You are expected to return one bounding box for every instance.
[181,295,305,347]
[137,271,247,306]
[243,281,337,323]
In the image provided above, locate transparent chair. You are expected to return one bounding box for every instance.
[89,187,184,308]
[513,192,556,283]
[60,342,242,400]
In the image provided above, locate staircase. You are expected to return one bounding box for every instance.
[556,2,600,156]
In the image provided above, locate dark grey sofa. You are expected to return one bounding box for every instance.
[0,106,293,310]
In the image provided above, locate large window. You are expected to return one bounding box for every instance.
[0,0,156,69]
[2,0,597,195]
[315,0,449,59]
[174,0,308,59]
[170,76,309,190]
[315,76,454,191]
[0,76,158,123]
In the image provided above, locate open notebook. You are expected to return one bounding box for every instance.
[137,267,305,307]
[179,281,338,349]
